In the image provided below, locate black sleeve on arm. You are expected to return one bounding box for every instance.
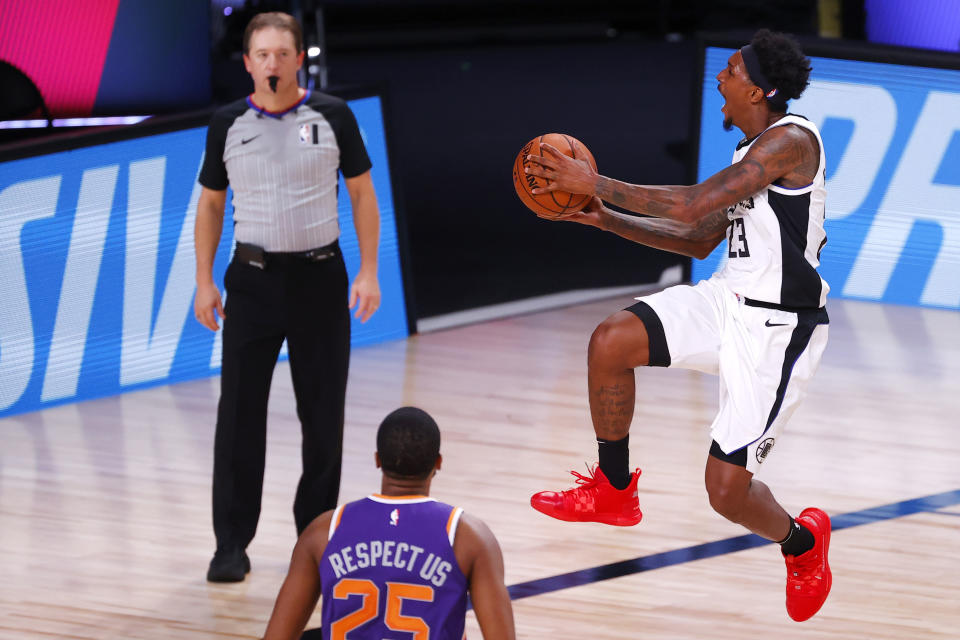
[198,110,231,190]
[332,102,372,179]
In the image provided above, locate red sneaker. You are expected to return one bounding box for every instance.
[530,465,642,526]
[784,507,833,622]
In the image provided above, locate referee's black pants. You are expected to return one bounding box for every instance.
[212,252,350,551]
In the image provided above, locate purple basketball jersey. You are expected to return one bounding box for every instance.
[320,496,469,639]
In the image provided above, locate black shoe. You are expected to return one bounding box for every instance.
[206,547,251,583]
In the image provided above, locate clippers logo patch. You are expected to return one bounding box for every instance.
[755,437,775,463]
[389,508,399,526]
[725,195,754,217]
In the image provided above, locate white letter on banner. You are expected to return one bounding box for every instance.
[120,158,199,385]
[0,176,61,410]
[41,165,118,401]
[792,80,897,221]
[844,91,960,307]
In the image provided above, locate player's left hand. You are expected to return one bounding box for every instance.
[535,196,605,227]
[524,143,598,196]
[350,268,381,323]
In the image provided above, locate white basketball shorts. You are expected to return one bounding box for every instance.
[628,276,829,473]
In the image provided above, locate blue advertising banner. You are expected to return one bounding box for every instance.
[0,96,408,417]
[694,47,960,310]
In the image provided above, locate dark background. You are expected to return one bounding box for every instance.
[330,38,697,317]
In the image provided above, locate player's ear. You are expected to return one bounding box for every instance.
[435,454,442,473]
[375,452,382,469]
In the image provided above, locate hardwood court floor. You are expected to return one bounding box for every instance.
[1,295,958,639]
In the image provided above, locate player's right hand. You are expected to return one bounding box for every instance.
[526,143,599,197]
[194,281,225,331]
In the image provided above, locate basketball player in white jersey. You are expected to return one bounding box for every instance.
[523,29,832,622]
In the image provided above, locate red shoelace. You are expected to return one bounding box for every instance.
[561,465,601,490]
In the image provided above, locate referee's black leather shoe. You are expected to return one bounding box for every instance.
[206,547,251,583]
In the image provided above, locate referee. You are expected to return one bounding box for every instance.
[193,11,381,583]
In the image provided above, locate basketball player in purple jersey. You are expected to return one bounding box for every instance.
[523,29,832,621]
[262,407,516,639]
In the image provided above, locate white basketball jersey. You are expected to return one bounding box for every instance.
[714,115,829,309]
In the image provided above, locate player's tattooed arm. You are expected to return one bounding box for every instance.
[598,207,730,259]
[594,126,810,224]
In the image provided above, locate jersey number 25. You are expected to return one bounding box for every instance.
[331,578,434,639]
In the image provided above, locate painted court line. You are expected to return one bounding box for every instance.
[505,488,960,602]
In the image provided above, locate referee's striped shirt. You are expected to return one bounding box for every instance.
[198,90,371,252]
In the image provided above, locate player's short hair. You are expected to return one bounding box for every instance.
[377,407,441,480]
[243,12,303,54]
[750,29,812,107]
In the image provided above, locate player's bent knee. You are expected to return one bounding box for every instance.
[587,321,617,365]
[588,313,650,370]
[706,480,747,522]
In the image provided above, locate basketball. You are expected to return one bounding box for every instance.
[512,133,597,217]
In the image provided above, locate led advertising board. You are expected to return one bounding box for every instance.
[0,95,408,417]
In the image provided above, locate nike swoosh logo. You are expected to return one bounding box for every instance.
[241,135,260,145]
[765,319,788,327]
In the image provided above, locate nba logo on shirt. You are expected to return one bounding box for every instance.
[299,123,320,145]
[389,508,399,526]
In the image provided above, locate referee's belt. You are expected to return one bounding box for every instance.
[234,241,339,269]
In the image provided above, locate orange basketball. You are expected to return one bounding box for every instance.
[512,133,597,217]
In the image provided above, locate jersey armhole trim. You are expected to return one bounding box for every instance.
[768,182,815,195]
[328,504,346,540]
[767,116,824,194]
[446,506,464,547]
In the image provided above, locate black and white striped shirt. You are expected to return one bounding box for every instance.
[198,90,371,252]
